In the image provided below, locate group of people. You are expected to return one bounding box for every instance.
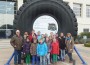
[10,30,74,65]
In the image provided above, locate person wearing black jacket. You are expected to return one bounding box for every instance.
[58,33,66,61]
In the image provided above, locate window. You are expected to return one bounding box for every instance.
[0,0,17,38]
[86,5,90,17]
[73,3,82,17]
[0,1,17,14]
[83,29,89,33]
[14,2,17,14]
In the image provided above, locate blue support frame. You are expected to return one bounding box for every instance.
[4,51,15,65]
[74,46,87,65]
[5,46,87,65]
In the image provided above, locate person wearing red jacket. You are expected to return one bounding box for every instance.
[51,38,59,65]
[29,30,36,43]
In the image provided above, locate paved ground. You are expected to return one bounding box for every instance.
[0,39,90,65]
[75,44,90,65]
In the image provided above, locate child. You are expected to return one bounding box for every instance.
[37,38,48,65]
[23,32,29,63]
[45,37,51,65]
[51,38,59,65]
[30,39,39,65]
[24,32,29,40]
[23,36,31,65]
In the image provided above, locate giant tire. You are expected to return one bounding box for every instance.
[13,0,78,36]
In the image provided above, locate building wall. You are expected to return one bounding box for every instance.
[0,1,16,38]
[64,0,90,34]
[17,0,23,9]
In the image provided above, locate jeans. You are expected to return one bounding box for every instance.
[40,56,46,65]
[32,55,39,65]
[68,53,73,61]
[46,53,51,65]
[61,49,65,60]
[14,50,21,64]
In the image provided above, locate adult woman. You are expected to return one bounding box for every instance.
[58,33,66,61]
[65,33,74,63]
[29,30,36,43]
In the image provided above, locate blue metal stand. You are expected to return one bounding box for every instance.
[74,46,87,65]
[4,51,15,65]
[5,46,87,65]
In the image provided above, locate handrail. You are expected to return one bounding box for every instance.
[74,46,87,65]
[4,51,15,65]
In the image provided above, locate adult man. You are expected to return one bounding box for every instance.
[10,30,23,65]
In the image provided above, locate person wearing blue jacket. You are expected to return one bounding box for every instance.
[37,38,48,65]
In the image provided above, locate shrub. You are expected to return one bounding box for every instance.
[80,32,90,38]
[79,39,85,44]
[84,43,90,47]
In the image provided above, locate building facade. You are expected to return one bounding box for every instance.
[0,0,90,38]
[63,0,90,34]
